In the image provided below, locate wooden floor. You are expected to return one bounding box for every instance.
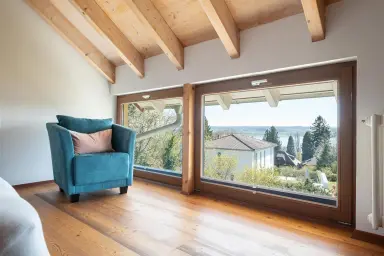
[17,179,384,256]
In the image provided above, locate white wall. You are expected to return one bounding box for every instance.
[254,148,274,169]
[0,0,116,185]
[111,0,384,235]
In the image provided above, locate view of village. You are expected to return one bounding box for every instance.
[127,97,338,199]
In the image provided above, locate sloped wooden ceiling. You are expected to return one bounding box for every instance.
[95,0,163,59]
[25,0,341,83]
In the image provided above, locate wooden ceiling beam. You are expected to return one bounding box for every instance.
[215,94,232,110]
[124,0,184,70]
[301,0,326,42]
[26,0,115,83]
[332,81,338,102]
[70,0,144,78]
[149,100,166,113]
[262,89,280,107]
[134,103,144,113]
[199,0,240,58]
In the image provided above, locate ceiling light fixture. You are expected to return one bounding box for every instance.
[251,79,268,86]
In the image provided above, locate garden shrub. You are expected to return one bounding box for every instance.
[278,166,305,178]
[204,155,238,181]
[331,161,338,174]
[277,166,319,182]
[235,168,332,196]
[308,170,319,182]
[321,167,337,182]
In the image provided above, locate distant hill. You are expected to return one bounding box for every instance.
[212,126,336,135]
[211,126,337,146]
[212,126,318,135]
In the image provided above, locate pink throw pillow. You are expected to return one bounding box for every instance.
[69,129,114,154]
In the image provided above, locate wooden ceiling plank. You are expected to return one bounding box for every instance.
[124,0,184,70]
[70,0,144,78]
[94,0,163,59]
[301,0,326,42]
[25,0,115,83]
[199,0,240,58]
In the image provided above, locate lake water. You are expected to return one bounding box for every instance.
[211,126,337,149]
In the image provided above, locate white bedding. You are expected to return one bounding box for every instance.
[0,177,50,256]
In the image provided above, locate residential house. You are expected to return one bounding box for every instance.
[205,134,276,172]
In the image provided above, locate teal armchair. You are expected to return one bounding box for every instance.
[46,115,136,202]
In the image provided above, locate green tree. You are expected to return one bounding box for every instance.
[330,144,338,163]
[204,117,213,141]
[127,104,182,171]
[162,134,178,170]
[286,136,296,156]
[302,131,315,161]
[127,104,164,166]
[204,155,237,181]
[294,132,301,154]
[263,129,269,140]
[316,142,333,169]
[263,126,282,150]
[310,116,331,150]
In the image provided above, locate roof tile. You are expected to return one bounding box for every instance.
[206,134,277,151]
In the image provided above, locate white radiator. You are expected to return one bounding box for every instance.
[363,114,384,230]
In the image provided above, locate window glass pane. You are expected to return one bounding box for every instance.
[202,82,338,203]
[122,98,183,173]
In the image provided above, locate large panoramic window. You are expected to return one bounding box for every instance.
[121,97,183,175]
[117,62,354,224]
[202,82,339,204]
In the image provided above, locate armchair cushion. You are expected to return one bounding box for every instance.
[73,152,130,186]
[70,129,113,154]
[57,115,112,133]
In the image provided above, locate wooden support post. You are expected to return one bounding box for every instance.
[182,84,195,195]
[123,104,129,127]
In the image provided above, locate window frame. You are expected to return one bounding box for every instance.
[116,87,184,187]
[194,62,356,225]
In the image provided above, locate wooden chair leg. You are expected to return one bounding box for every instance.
[120,186,128,194]
[69,194,80,203]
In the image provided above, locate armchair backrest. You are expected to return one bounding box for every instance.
[56,115,113,133]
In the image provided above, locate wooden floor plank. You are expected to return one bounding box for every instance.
[17,180,384,256]
[39,192,185,256]
[28,196,139,256]
[129,181,384,253]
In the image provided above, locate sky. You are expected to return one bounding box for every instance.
[204,97,337,127]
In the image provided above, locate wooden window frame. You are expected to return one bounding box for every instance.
[116,87,184,187]
[194,62,356,225]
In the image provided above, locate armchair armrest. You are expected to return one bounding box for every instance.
[112,124,136,185]
[46,123,75,194]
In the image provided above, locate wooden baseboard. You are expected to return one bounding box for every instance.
[12,180,54,189]
[134,170,181,187]
[352,229,384,246]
